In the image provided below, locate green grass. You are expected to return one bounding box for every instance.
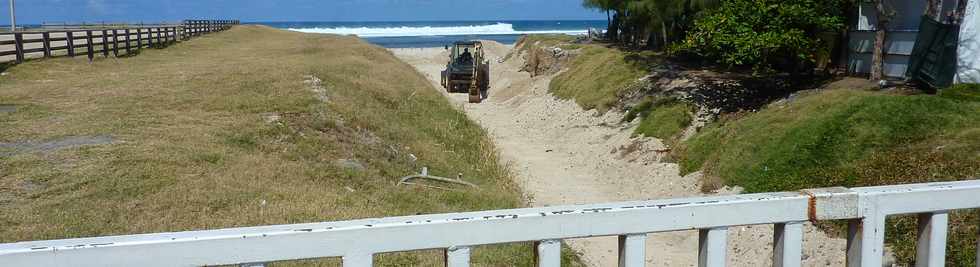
[940,83,980,102]
[678,89,979,191]
[548,44,655,112]
[0,26,559,266]
[628,98,693,141]
[517,34,580,49]
[676,88,980,265]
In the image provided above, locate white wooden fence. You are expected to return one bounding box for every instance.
[1,180,979,267]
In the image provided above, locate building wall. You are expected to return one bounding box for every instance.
[849,1,926,78]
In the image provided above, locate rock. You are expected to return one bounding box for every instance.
[335,159,365,171]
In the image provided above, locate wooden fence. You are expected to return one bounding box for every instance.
[0,20,239,64]
[1,179,978,267]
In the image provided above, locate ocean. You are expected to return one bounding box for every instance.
[254,20,607,48]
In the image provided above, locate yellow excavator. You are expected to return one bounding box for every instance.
[440,41,489,103]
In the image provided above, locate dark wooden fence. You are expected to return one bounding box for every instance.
[0,20,239,64]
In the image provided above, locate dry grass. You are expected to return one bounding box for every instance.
[0,26,551,265]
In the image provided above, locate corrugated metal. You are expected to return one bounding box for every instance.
[847,31,919,78]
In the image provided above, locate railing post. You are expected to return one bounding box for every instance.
[774,222,803,267]
[846,215,886,267]
[147,28,154,47]
[155,27,162,44]
[41,32,51,58]
[101,30,109,57]
[13,32,24,63]
[66,31,75,57]
[85,30,94,61]
[445,246,471,267]
[343,253,373,267]
[618,234,646,267]
[111,29,119,57]
[535,239,561,267]
[124,29,131,54]
[136,28,143,49]
[915,212,948,267]
[698,227,728,267]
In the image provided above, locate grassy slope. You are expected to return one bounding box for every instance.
[0,26,538,265]
[678,89,979,192]
[545,42,653,112]
[677,88,980,265]
[627,98,693,141]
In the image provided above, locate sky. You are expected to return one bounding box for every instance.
[1,0,605,24]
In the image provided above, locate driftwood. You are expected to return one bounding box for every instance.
[397,167,478,189]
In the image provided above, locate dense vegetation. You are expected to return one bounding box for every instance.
[583,0,846,71]
[674,0,844,71]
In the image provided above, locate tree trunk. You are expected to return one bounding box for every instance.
[870,0,891,81]
[609,13,621,42]
[606,10,611,30]
[870,27,887,80]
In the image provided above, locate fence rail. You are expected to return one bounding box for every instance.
[0,20,239,64]
[0,179,978,267]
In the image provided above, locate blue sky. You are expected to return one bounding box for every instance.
[2,0,604,24]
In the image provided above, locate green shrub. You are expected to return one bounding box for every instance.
[674,0,845,71]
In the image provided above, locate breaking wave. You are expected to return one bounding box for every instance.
[287,23,586,38]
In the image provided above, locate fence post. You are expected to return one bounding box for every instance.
[535,239,561,267]
[698,227,728,267]
[13,33,24,63]
[444,246,471,267]
[342,254,372,267]
[41,32,51,58]
[148,28,155,47]
[136,28,143,49]
[125,29,132,55]
[618,234,647,267]
[155,27,162,44]
[66,31,75,57]
[846,215,886,267]
[86,30,94,61]
[915,212,948,267]
[124,29,131,54]
[773,222,803,267]
[111,29,118,57]
[101,30,109,57]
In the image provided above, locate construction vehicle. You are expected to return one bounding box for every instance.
[440,41,489,103]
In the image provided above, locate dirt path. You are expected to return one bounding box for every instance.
[391,42,847,267]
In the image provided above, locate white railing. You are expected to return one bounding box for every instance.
[1,180,978,267]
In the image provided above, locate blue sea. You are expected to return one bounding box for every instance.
[253,20,607,48]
